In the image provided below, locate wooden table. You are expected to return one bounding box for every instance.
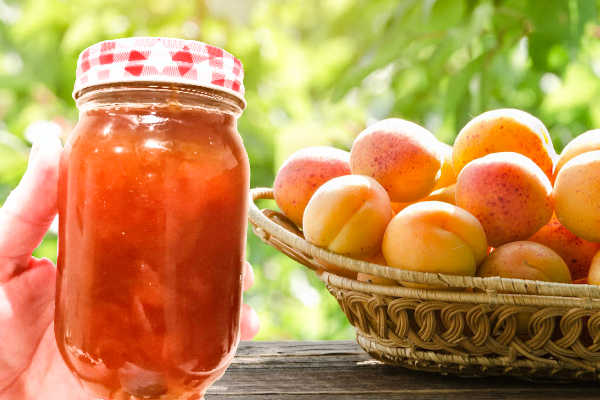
[207,341,598,399]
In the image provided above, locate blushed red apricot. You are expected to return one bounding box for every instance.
[529,214,600,281]
[274,146,350,226]
[350,118,442,202]
[455,152,553,247]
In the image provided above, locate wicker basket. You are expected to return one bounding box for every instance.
[249,188,600,382]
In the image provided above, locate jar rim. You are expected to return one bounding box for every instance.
[76,83,245,116]
[74,80,247,110]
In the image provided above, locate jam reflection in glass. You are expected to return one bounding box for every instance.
[56,95,249,399]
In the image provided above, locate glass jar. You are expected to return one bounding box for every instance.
[55,38,249,400]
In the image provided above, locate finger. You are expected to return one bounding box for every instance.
[0,258,56,374]
[0,135,62,282]
[240,303,259,340]
[243,261,254,292]
[1,257,56,319]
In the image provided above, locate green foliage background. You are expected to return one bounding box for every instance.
[1,0,599,340]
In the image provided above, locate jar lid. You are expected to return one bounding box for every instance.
[73,37,245,107]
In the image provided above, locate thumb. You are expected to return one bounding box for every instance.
[0,134,62,282]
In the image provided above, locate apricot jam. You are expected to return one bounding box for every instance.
[56,84,249,399]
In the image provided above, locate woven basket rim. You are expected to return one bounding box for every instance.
[249,187,600,300]
[320,271,600,308]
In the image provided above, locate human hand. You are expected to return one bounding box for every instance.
[0,134,259,399]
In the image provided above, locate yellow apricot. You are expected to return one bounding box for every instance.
[588,250,600,285]
[478,241,571,284]
[433,142,457,189]
[382,201,487,278]
[303,175,393,258]
[554,151,600,242]
[424,184,455,205]
[453,109,555,179]
[554,129,600,178]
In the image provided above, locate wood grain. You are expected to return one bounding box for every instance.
[206,341,599,399]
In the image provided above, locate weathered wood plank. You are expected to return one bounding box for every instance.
[206,341,599,399]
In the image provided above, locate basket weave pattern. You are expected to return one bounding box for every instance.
[249,188,600,381]
[331,286,600,380]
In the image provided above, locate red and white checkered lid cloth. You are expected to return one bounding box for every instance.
[73,37,245,107]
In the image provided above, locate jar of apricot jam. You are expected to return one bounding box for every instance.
[56,38,249,399]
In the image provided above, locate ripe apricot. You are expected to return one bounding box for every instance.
[455,152,553,247]
[390,184,455,216]
[433,142,456,189]
[350,118,442,202]
[453,109,555,179]
[554,129,600,178]
[588,250,600,285]
[274,146,350,226]
[554,151,600,242]
[529,214,600,281]
[391,201,411,214]
[382,201,487,278]
[303,175,393,258]
[424,184,455,205]
[478,241,571,284]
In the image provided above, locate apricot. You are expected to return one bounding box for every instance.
[554,151,600,242]
[478,241,571,283]
[303,175,393,258]
[433,143,457,189]
[424,184,455,205]
[391,201,411,214]
[588,250,600,285]
[529,214,600,281]
[455,152,553,247]
[350,118,442,202]
[382,201,487,279]
[274,146,350,226]
[555,129,600,178]
[453,109,555,179]
[390,184,455,215]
